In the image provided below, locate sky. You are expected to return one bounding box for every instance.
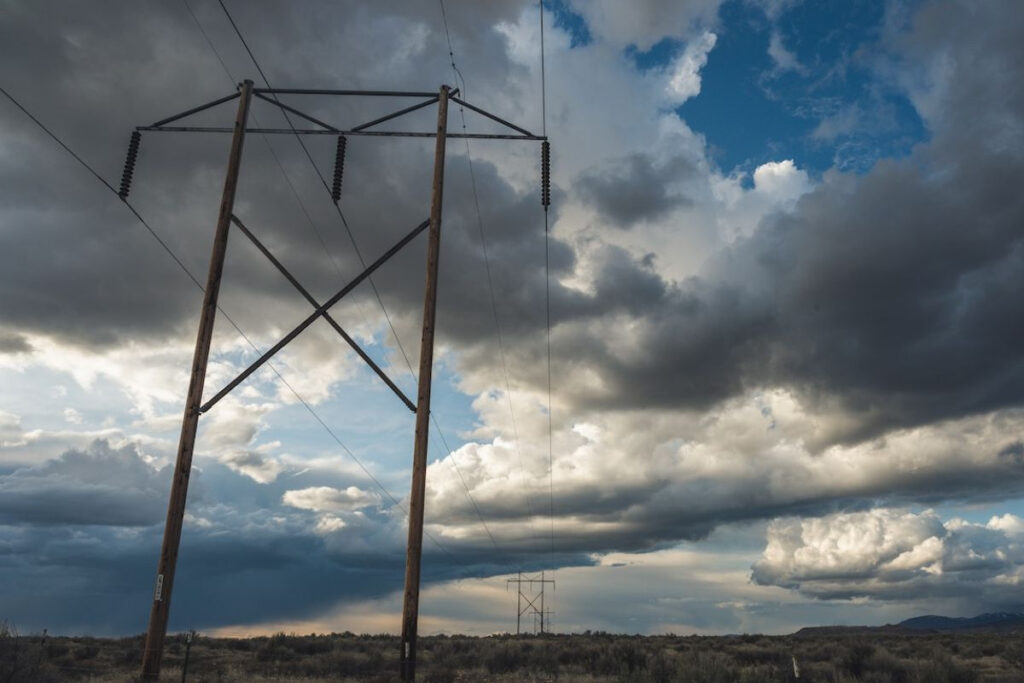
[2,0,1024,638]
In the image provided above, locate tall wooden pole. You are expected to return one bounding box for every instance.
[517,571,522,635]
[399,84,449,682]
[540,570,545,634]
[141,79,254,682]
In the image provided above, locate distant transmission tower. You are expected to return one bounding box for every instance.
[507,570,555,634]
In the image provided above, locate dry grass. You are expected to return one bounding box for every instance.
[2,622,1023,682]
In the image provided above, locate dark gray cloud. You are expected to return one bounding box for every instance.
[5,0,1021,444]
[0,440,168,526]
[0,0,543,352]
[0,439,586,634]
[0,332,31,354]
[490,0,1024,445]
[577,153,697,227]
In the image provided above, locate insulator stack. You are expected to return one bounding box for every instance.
[541,140,551,208]
[118,131,141,200]
[331,135,347,203]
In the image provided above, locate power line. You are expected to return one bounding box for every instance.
[215,0,508,559]
[436,0,549,553]
[0,82,455,558]
[182,0,401,398]
[540,0,557,604]
[184,0,353,295]
[216,0,419,398]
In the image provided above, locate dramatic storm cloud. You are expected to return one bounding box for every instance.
[2,0,1024,637]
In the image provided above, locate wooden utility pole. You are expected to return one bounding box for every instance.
[516,570,522,635]
[140,79,254,682]
[399,84,449,682]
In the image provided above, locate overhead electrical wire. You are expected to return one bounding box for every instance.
[183,0,354,306]
[435,1,561,631]
[436,0,542,533]
[540,0,558,627]
[215,0,419,399]
[436,0,559,603]
[183,0,397,390]
[0,82,456,559]
[215,0,506,555]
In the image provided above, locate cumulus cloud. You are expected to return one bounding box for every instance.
[222,450,284,484]
[753,508,1024,607]
[577,152,698,228]
[750,159,811,204]
[0,440,167,526]
[666,31,718,103]
[570,0,723,50]
[282,485,382,512]
[425,392,1024,553]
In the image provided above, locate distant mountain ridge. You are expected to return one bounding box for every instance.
[898,612,1024,631]
[794,612,1024,637]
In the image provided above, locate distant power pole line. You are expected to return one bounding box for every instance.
[507,570,555,634]
[120,80,547,682]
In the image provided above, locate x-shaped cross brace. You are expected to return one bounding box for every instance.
[199,214,428,415]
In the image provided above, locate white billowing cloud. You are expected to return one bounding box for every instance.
[282,485,382,512]
[755,509,945,584]
[708,159,813,243]
[424,386,1024,554]
[666,31,718,104]
[751,159,812,204]
[221,450,284,484]
[270,323,363,406]
[315,514,348,534]
[0,331,193,420]
[571,0,723,50]
[201,396,273,450]
[753,509,1024,603]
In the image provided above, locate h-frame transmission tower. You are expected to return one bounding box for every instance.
[120,80,549,682]
[507,571,555,634]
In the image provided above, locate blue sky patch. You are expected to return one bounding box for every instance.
[677,0,927,177]
[546,0,592,48]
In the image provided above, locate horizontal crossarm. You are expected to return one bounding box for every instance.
[253,88,439,97]
[137,126,545,141]
[230,215,415,412]
[199,217,430,414]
